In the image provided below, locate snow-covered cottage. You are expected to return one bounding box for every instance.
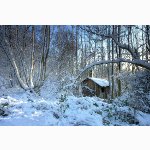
[81,77,110,99]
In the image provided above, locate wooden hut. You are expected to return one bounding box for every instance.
[81,77,110,99]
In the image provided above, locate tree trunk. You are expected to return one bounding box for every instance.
[30,26,35,88]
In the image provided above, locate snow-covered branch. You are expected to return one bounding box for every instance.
[77,58,150,80]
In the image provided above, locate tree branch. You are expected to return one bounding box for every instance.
[76,58,150,80]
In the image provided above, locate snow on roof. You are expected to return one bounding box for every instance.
[88,77,109,87]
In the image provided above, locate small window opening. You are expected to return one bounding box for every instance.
[101,87,104,93]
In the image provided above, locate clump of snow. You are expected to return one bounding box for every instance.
[58,96,104,126]
[136,111,150,126]
[89,77,109,87]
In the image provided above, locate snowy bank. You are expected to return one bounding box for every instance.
[0,88,150,126]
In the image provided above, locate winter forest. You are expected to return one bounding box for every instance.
[0,25,150,126]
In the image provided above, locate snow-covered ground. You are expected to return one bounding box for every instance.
[0,87,150,126]
[0,88,104,126]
